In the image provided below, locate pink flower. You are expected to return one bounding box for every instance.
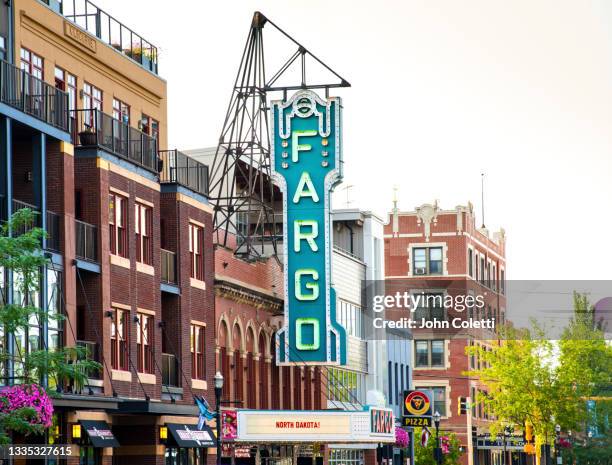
[395,428,410,447]
[0,384,53,428]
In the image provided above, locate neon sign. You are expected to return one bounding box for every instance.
[272,90,347,365]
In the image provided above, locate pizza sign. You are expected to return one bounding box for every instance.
[402,390,433,427]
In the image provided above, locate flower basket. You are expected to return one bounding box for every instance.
[0,384,53,430]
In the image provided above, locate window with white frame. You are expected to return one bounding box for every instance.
[413,246,443,275]
[337,300,363,338]
[415,340,445,368]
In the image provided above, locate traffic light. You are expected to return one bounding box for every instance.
[458,397,468,415]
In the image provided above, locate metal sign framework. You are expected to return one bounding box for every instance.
[208,11,350,260]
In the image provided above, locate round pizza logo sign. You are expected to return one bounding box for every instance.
[404,391,431,416]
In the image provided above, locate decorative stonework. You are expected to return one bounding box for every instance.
[415,201,439,241]
[64,21,97,53]
[215,281,283,314]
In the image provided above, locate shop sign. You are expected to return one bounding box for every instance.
[371,408,394,434]
[272,90,347,365]
[402,390,433,427]
[236,410,394,443]
[222,410,238,440]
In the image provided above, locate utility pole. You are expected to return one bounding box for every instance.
[467,397,474,465]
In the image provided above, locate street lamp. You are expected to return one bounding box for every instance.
[433,411,442,465]
[503,425,513,465]
[215,372,224,465]
[554,424,561,465]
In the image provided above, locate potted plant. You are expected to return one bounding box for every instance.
[78,126,97,146]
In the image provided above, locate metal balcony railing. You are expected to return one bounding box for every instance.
[0,59,70,131]
[71,109,158,173]
[160,249,177,284]
[159,150,209,197]
[162,353,179,387]
[61,0,159,74]
[75,219,97,262]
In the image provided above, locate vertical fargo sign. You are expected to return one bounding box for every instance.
[272,90,347,365]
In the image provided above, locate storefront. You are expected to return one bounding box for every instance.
[476,433,527,465]
[228,408,395,465]
[162,423,216,465]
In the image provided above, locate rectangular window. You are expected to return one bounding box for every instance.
[109,192,128,257]
[113,98,130,124]
[338,300,364,338]
[415,340,445,368]
[110,308,129,371]
[0,37,6,61]
[135,203,152,265]
[413,247,443,275]
[141,114,159,142]
[190,324,205,380]
[20,48,43,78]
[500,269,505,294]
[414,293,445,321]
[480,257,485,284]
[415,386,447,417]
[67,73,77,112]
[136,313,153,374]
[83,82,103,128]
[189,223,205,280]
[468,249,473,277]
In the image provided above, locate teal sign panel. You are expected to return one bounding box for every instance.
[272,90,347,365]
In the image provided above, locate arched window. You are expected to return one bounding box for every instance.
[270,334,280,409]
[218,320,230,400]
[259,332,268,408]
[246,326,256,408]
[232,323,243,402]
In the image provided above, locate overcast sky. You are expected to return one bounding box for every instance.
[96,0,612,281]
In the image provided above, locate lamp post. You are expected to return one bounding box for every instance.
[433,411,442,465]
[554,424,561,465]
[215,371,224,465]
[503,425,513,465]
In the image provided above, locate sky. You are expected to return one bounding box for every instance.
[95,0,612,281]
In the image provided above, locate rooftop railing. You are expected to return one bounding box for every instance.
[60,0,159,74]
[71,109,159,173]
[0,59,70,131]
[159,150,209,197]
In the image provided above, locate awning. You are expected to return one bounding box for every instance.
[167,423,216,448]
[80,420,120,448]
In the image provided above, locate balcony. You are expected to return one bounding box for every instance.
[76,340,101,380]
[160,249,177,284]
[159,150,209,197]
[162,353,179,387]
[71,109,159,173]
[0,59,70,131]
[10,199,60,251]
[75,219,98,262]
[60,0,159,74]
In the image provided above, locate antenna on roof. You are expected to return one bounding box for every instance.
[481,172,486,228]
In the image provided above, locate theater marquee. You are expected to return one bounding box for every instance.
[272,90,347,365]
[236,409,395,443]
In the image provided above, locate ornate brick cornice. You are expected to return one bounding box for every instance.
[215,279,283,314]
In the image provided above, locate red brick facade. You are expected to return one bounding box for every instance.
[384,202,507,465]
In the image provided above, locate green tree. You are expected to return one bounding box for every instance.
[465,293,612,451]
[0,209,100,443]
[414,428,463,465]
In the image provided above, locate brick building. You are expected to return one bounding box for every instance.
[384,201,507,465]
[1,1,215,464]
